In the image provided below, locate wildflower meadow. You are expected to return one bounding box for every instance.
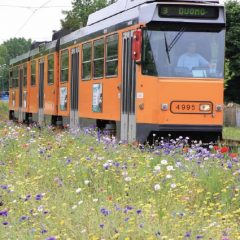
[0,102,240,239]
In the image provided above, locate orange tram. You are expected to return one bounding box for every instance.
[9,0,225,142]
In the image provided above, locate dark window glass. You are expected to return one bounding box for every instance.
[12,67,19,88]
[82,42,92,80]
[48,54,54,84]
[106,34,118,77]
[93,38,104,78]
[61,50,69,82]
[31,61,36,86]
[23,64,27,87]
[9,70,13,88]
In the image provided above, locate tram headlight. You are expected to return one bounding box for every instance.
[199,104,211,112]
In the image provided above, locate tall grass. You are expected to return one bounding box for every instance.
[0,103,239,239]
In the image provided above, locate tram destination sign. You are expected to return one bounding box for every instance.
[159,5,219,19]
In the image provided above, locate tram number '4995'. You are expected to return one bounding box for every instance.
[175,104,195,111]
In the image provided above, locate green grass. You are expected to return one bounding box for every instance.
[223,127,240,141]
[0,102,239,239]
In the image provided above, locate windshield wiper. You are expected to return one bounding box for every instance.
[164,27,185,64]
[164,32,171,64]
[168,27,185,51]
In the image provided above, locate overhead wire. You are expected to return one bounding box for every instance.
[14,0,54,37]
[0,5,71,9]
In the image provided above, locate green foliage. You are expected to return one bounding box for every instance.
[223,127,240,140]
[61,0,111,31]
[224,0,240,103]
[3,38,31,64]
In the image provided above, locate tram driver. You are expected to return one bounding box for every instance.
[177,42,209,69]
[176,42,211,77]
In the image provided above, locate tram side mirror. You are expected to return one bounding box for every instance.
[132,29,142,64]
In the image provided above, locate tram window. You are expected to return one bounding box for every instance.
[48,54,54,84]
[61,50,69,82]
[106,34,118,77]
[82,42,92,80]
[9,70,13,88]
[23,63,27,87]
[12,67,19,88]
[31,61,36,86]
[93,38,104,78]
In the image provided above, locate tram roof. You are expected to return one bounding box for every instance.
[10,40,58,65]
[87,0,219,26]
[60,0,223,48]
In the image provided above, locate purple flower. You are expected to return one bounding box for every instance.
[41,229,48,234]
[196,236,203,239]
[20,215,29,221]
[35,194,42,201]
[45,237,56,240]
[2,221,9,225]
[0,185,8,190]
[136,209,142,215]
[25,195,31,201]
[66,159,72,164]
[185,232,191,237]
[227,161,233,169]
[100,208,110,216]
[124,217,129,222]
[99,224,104,228]
[0,210,8,217]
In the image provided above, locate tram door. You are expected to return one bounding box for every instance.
[18,67,23,122]
[121,31,136,142]
[38,59,44,125]
[70,47,79,129]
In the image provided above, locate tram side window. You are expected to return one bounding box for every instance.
[12,67,19,88]
[23,63,27,87]
[82,42,92,80]
[31,61,36,86]
[93,38,104,78]
[48,54,54,84]
[61,50,69,82]
[106,34,118,77]
[9,70,13,88]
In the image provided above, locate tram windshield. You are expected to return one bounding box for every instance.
[142,26,225,78]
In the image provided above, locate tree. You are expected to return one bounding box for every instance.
[224,0,240,103]
[3,38,31,64]
[61,0,110,31]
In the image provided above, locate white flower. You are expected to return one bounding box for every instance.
[76,188,82,193]
[161,159,168,165]
[166,165,174,171]
[37,205,44,212]
[107,160,113,166]
[171,183,176,189]
[154,165,161,172]
[84,180,90,185]
[122,171,128,177]
[78,200,83,205]
[125,177,132,182]
[166,174,172,179]
[93,198,98,202]
[154,184,161,191]
[175,162,182,168]
[72,205,77,210]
